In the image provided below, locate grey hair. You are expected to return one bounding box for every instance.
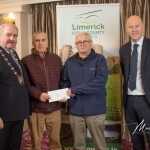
[0,23,18,36]
[75,31,92,41]
[32,31,47,42]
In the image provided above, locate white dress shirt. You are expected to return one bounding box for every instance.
[128,36,145,95]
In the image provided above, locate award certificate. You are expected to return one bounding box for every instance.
[48,88,70,102]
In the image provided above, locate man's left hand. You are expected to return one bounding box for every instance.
[67,89,75,97]
[0,118,4,129]
[59,97,67,102]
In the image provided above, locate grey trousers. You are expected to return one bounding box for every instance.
[69,114,107,150]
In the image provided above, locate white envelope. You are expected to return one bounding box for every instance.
[47,88,70,102]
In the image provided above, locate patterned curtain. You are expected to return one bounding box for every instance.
[121,0,150,43]
[31,0,120,53]
[31,0,150,53]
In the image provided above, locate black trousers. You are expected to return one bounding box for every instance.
[125,95,150,150]
[0,120,24,150]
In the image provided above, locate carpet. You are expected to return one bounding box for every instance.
[21,129,50,150]
[21,129,149,150]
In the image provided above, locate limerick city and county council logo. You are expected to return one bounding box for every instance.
[76,10,102,24]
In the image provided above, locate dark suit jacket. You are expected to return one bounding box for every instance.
[119,37,150,106]
[0,46,30,122]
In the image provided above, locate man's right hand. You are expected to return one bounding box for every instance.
[0,118,4,129]
[67,88,75,97]
[39,93,50,102]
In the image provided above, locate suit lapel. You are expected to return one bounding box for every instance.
[0,47,21,73]
[125,42,131,80]
[141,37,149,69]
[125,38,149,78]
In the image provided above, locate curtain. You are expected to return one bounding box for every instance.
[121,0,150,43]
[31,0,120,53]
[31,0,150,53]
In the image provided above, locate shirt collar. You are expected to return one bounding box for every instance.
[131,36,144,47]
[0,44,12,54]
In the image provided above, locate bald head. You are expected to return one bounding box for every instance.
[126,15,143,27]
[126,15,144,43]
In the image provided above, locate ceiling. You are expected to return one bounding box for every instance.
[0,0,63,14]
[0,0,62,5]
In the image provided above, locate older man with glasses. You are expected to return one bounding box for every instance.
[61,31,108,150]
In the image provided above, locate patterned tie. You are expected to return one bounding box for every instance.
[9,50,22,70]
[129,44,139,91]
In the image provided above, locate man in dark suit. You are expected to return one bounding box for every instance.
[120,15,150,149]
[0,23,30,150]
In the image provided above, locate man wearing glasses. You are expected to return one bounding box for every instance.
[61,31,108,150]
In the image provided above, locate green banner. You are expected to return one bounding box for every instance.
[61,142,121,150]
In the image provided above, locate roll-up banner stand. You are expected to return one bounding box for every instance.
[57,4,121,150]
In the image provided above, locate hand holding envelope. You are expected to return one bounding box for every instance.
[40,93,50,102]
[67,88,75,97]
[47,88,70,103]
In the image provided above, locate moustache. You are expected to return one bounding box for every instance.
[8,40,16,44]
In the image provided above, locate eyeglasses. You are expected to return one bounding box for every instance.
[75,40,91,45]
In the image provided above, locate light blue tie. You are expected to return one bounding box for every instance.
[129,44,139,91]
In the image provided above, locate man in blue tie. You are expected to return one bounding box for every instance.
[120,15,150,149]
